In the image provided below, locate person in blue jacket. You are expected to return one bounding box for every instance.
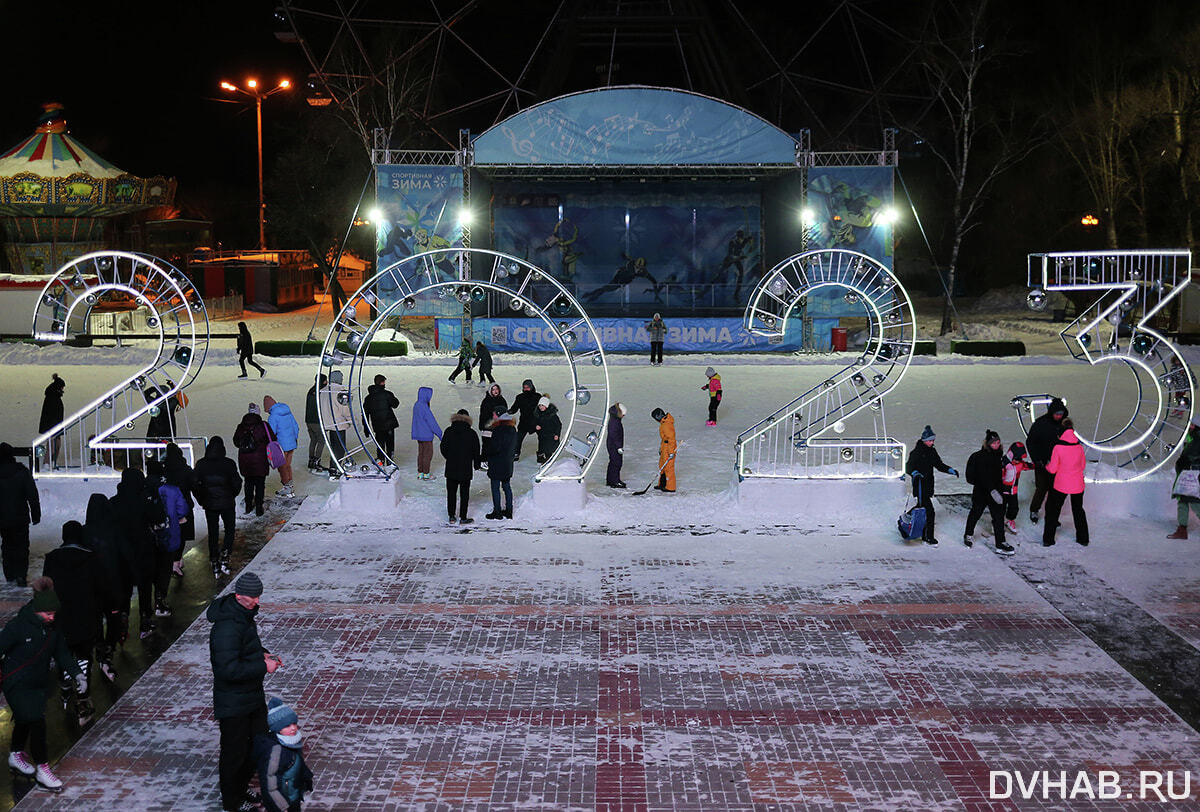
[264,395,301,499]
[411,386,443,480]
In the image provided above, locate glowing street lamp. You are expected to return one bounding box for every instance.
[219,77,291,250]
[1081,214,1099,227]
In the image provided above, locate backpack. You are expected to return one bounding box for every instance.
[898,479,927,541]
[278,746,308,804]
[237,427,258,454]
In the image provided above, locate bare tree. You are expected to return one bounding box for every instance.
[907,0,1038,336]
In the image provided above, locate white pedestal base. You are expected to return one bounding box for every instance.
[737,476,906,520]
[336,477,404,510]
[531,478,588,517]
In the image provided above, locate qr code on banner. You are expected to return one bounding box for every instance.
[768,334,783,344]
[491,325,508,345]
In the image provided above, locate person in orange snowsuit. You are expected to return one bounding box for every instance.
[652,408,677,492]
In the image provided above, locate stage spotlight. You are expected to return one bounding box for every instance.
[457,209,474,227]
[368,208,384,224]
[800,208,817,225]
[876,207,899,225]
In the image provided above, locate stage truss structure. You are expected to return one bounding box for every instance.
[317,248,610,483]
[30,251,210,478]
[1014,250,1194,483]
[736,249,916,480]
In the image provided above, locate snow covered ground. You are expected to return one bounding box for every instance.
[6,304,1200,809]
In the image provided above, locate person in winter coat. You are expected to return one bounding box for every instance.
[472,341,496,385]
[83,493,122,683]
[1025,397,1068,524]
[163,442,195,576]
[1042,418,1089,547]
[512,379,541,461]
[38,373,66,468]
[0,442,40,586]
[208,571,280,812]
[304,375,327,472]
[109,467,161,640]
[535,397,562,464]
[1000,442,1033,535]
[606,403,627,488]
[411,386,443,479]
[234,403,274,517]
[904,425,958,546]
[645,313,667,365]
[265,395,301,497]
[362,375,401,466]
[1169,422,1200,538]
[193,436,243,577]
[478,384,508,460]
[41,521,102,724]
[254,697,314,812]
[440,410,481,524]
[448,339,475,383]
[237,321,266,378]
[963,430,1015,555]
[321,371,352,477]
[701,367,722,426]
[0,580,83,792]
[486,413,518,519]
[148,461,187,618]
[143,386,180,444]
[652,408,678,492]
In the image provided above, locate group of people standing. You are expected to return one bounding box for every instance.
[905,397,1089,551]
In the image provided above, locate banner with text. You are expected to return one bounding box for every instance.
[375,165,463,308]
[437,317,840,353]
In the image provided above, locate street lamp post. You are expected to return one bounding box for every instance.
[220,77,291,251]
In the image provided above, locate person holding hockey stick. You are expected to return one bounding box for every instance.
[652,407,677,492]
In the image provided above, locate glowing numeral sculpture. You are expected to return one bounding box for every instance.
[1015,250,1193,482]
[737,249,916,479]
[30,251,210,477]
[318,248,609,482]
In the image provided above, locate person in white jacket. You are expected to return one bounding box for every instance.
[320,371,353,477]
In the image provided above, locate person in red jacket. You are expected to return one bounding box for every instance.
[1042,418,1089,547]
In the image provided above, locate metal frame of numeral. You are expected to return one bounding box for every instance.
[737,248,916,480]
[318,248,610,482]
[30,251,210,477]
[1017,250,1194,482]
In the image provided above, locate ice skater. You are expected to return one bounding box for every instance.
[701,367,722,425]
[645,314,667,365]
[448,339,474,384]
[606,403,626,488]
[904,425,958,546]
[237,322,266,379]
[963,430,1015,555]
[472,341,496,385]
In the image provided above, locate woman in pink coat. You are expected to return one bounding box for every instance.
[1042,419,1089,547]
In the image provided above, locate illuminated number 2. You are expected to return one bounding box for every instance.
[737,249,917,479]
[30,251,209,476]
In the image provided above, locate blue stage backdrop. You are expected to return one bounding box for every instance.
[375,165,464,307]
[491,182,762,309]
[437,317,839,353]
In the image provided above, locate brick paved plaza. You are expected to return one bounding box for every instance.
[13,496,1200,811]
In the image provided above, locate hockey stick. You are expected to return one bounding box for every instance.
[633,441,686,495]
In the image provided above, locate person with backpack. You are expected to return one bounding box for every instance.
[237,322,266,379]
[254,697,314,812]
[264,395,300,498]
[147,461,188,618]
[904,425,957,546]
[193,437,243,578]
[41,521,103,725]
[234,404,273,517]
[963,430,1015,555]
[0,579,84,793]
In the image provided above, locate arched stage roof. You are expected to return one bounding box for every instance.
[472,86,799,166]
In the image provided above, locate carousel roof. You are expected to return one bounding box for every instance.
[0,103,174,218]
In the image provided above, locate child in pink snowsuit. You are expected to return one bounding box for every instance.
[702,367,722,426]
[1001,441,1033,534]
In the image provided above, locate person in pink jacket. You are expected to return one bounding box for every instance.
[1042,418,1089,547]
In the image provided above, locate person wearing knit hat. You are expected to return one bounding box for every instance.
[207,571,280,811]
[485,411,518,519]
[534,396,561,465]
[701,368,722,426]
[904,425,958,546]
[0,440,41,586]
[1025,397,1069,525]
[0,577,83,792]
[963,430,1014,555]
[248,402,260,415]
[511,379,541,461]
[254,697,314,812]
[234,402,273,517]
